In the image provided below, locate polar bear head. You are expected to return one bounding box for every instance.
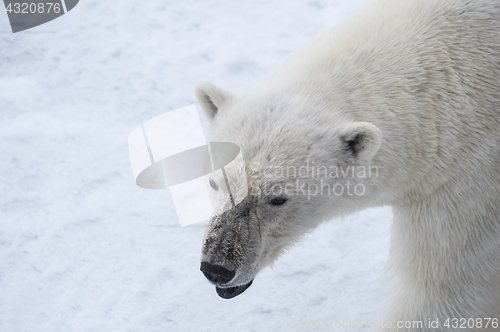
[196,81,383,299]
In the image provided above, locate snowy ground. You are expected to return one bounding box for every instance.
[0,0,394,331]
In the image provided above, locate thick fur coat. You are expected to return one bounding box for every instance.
[196,0,500,330]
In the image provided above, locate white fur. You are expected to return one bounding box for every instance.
[197,0,500,330]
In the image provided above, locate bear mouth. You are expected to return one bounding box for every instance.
[215,279,254,299]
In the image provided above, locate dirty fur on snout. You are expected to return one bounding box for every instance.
[202,198,261,272]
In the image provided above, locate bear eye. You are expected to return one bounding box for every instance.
[209,178,218,190]
[269,197,287,206]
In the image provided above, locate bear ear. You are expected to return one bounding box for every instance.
[338,122,382,161]
[195,81,235,120]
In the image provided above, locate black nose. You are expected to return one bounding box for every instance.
[200,262,235,285]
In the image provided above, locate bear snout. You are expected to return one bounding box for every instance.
[200,261,236,285]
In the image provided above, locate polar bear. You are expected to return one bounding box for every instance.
[196,0,500,330]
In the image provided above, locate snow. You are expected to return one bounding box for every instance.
[0,0,393,331]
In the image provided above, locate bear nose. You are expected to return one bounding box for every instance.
[200,262,235,285]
